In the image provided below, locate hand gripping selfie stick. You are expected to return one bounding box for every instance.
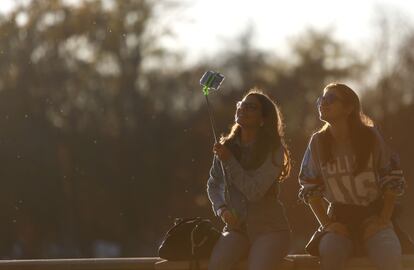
[200,71,233,216]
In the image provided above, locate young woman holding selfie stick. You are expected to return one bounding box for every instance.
[207,89,292,270]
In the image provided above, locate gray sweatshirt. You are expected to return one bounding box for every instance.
[207,144,289,237]
[299,127,405,206]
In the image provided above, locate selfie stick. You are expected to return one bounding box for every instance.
[200,71,233,212]
[203,89,219,143]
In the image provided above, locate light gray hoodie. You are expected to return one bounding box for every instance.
[299,127,405,206]
[207,144,289,238]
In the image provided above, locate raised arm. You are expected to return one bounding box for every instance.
[373,128,406,221]
[206,156,227,216]
[298,135,334,230]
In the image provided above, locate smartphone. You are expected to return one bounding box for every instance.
[199,71,225,90]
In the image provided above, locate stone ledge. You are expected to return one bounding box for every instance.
[155,254,414,270]
[0,257,160,270]
[0,255,413,270]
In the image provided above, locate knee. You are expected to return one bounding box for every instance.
[384,253,402,268]
[319,245,350,270]
[208,257,233,270]
[369,245,402,268]
[382,246,402,261]
[319,244,350,261]
[319,235,352,263]
[366,229,402,266]
[208,249,239,270]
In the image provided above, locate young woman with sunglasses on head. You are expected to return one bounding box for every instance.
[299,83,405,270]
[207,89,292,270]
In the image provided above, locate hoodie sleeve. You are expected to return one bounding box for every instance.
[221,147,283,202]
[372,128,405,195]
[206,156,227,216]
[298,134,325,204]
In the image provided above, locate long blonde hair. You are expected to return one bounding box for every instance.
[318,83,374,175]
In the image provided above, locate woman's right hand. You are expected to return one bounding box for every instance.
[325,222,350,238]
[220,209,239,228]
[213,143,231,162]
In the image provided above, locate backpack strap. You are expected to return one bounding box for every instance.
[190,222,209,255]
[189,220,209,270]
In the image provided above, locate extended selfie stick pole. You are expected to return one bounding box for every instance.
[200,71,231,202]
[202,86,219,143]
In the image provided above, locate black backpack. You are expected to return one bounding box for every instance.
[158,217,221,268]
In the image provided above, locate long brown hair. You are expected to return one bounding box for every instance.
[220,88,291,182]
[318,83,374,175]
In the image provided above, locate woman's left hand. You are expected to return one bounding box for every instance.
[362,215,393,240]
[213,143,231,162]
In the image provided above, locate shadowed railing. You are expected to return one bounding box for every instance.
[1,255,414,269]
[155,254,414,269]
[0,257,160,270]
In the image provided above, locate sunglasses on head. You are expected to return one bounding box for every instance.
[236,101,259,111]
[316,92,343,106]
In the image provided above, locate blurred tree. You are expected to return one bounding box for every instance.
[362,10,413,127]
[362,21,414,236]
[0,0,175,257]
